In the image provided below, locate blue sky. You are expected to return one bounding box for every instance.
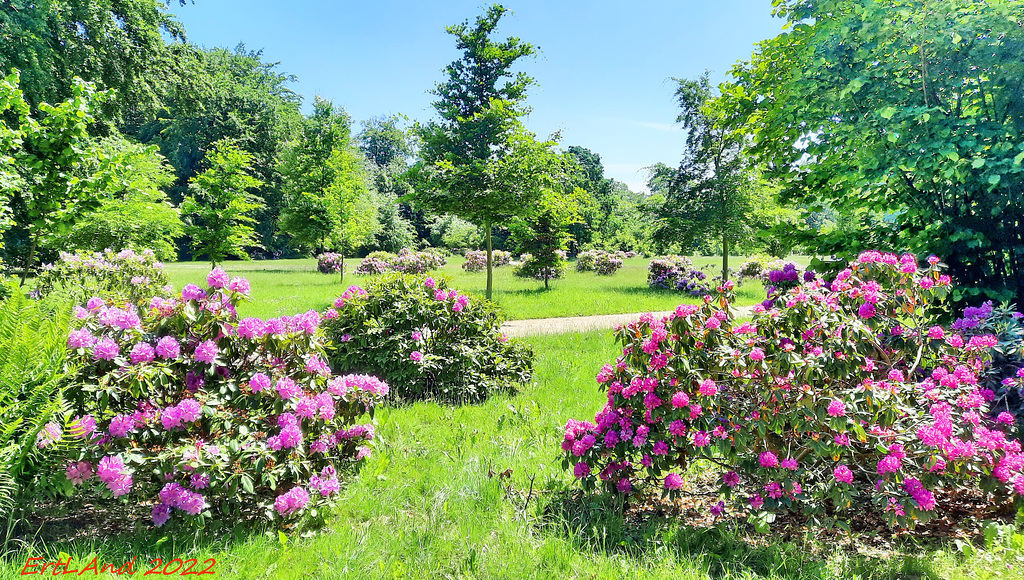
[170,1,784,192]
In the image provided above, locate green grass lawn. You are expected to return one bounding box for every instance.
[162,255,797,320]
[4,330,1020,579]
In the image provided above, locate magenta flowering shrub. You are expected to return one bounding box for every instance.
[34,249,171,305]
[593,252,624,276]
[563,252,1024,529]
[390,248,447,275]
[59,267,386,528]
[321,273,532,402]
[316,253,346,275]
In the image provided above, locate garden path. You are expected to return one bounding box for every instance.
[501,306,755,337]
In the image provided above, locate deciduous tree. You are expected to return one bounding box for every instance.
[181,140,263,266]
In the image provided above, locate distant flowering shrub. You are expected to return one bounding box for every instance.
[59,268,385,528]
[462,250,513,272]
[736,259,765,280]
[575,250,601,272]
[316,253,346,275]
[321,273,533,402]
[563,252,1024,529]
[648,256,711,295]
[577,250,624,275]
[391,248,447,275]
[593,252,624,276]
[514,253,566,281]
[355,249,446,276]
[34,249,171,305]
[354,251,395,275]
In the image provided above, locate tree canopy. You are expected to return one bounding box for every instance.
[730,0,1024,304]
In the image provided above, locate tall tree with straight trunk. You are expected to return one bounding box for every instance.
[410,4,547,300]
[653,73,760,282]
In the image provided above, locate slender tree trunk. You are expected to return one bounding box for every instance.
[20,230,38,287]
[485,222,493,300]
[544,271,549,290]
[722,234,730,282]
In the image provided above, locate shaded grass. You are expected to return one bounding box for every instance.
[162,255,803,320]
[4,331,1022,579]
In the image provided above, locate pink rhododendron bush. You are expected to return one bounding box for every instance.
[562,252,1024,529]
[56,268,386,528]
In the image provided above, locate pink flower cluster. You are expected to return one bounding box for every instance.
[97,456,133,497]
[61,268,387,528]
[560,252,1024,528]
[274,487,310,516]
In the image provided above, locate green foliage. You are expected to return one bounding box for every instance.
[181,140,264,266]
[0,285,74,517]
[0,0,186,121]
[412,4,555,299]
[322,274,533,403]
[3,73,120,282]
[731,0,1024,305]
[278,97,375,259]
[137,45,303,253]
[44,135,182,260]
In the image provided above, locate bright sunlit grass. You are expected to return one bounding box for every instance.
[162,255,810,321]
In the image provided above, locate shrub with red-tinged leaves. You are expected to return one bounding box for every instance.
[59,268,385,529]
[562,252,1024,529]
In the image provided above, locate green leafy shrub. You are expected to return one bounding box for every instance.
[0,285,75,515]
[563,251,1024,529]
[321,273,533,403]
[32,249,171,305]
[57,268,384,528]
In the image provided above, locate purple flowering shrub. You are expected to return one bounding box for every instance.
[316,253,346,275]
[321,273,533,403]
[759,260,811,300]
[563,252,1024,529]
[648,256,711,296]
[952,301,1024,436]
[59,268,386,528]
[33,249,171,305]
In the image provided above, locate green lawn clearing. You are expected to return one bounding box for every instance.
[162,256,798,321]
